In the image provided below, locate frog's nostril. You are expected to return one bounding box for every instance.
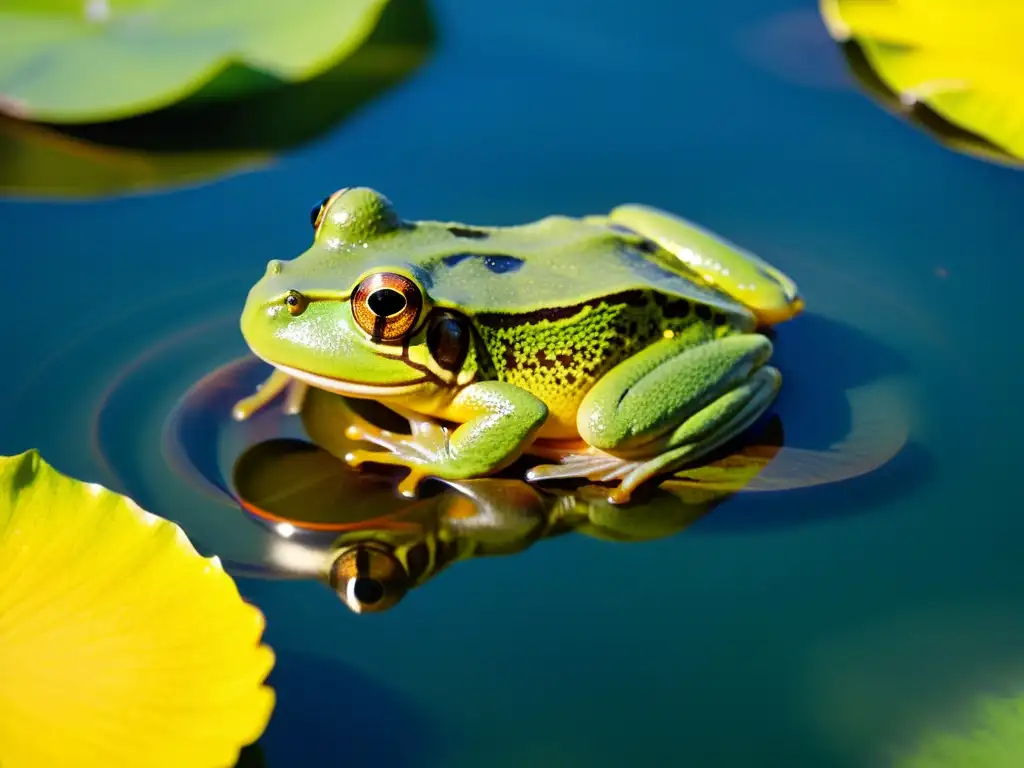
[266,260,283,276]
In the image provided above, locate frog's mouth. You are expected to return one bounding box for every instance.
[269,362,431,397]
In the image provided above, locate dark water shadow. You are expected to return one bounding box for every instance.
[252,646,434,767]
[693,310,933,532]
[234,743,266,767]
[766,310,909,452]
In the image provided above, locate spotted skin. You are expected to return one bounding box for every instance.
[471,291,735,438]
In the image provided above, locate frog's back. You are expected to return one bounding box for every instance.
[409,215,754,320]
[400,217,747,438]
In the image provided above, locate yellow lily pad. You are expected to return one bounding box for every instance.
[0,450,275,768]
[821,0,1024,163]
[0,0,395,123]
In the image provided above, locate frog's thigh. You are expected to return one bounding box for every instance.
[577,333,774,456]
[604,204,802,324]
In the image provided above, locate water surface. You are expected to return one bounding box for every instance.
[2,1,1022,766]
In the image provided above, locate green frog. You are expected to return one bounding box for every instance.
[233,187,804,503]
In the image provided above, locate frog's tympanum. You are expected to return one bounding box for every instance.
[234,188,804,503]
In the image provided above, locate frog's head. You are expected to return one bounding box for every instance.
[241,188,469,399]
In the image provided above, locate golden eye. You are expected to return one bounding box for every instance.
[330,544,409,614]
[284,290,308,316]
[351,272,423,343]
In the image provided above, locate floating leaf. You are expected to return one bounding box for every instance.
[0,450,275,768]
[0,0,435,199]
[0,0,397,123]
[821,0,1024,164]
[897,693,1024,767]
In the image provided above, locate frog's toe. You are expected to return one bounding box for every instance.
[343,448,432,498]
[343,418,454,498]
[527,448,695,504]
[526,453,640,483]
[232,371,306,420]
[344,420,447,460]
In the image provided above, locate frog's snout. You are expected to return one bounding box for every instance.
[265,259,284,276]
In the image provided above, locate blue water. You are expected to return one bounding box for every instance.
[3,0,1024,765]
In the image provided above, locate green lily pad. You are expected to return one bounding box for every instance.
[0,0,435,199]
[898,693,1024,768]
[0,0,397,123]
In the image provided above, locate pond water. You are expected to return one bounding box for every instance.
[2,0,1023,766]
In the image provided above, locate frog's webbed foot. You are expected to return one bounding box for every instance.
[232,369,310,421]
[525,451,667,505]
[343,415,451,499]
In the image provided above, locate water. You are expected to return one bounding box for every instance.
[2,0,1023,765]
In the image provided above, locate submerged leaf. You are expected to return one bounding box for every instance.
[0,114,268,200]
[0,450,275,768]
[897,693,1024,768]
[0,0,395,123]
[821,0,1024,162]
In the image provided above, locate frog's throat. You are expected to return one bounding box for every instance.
[269,361,432,398]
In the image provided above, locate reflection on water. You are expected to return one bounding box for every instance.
[232,431,736,614]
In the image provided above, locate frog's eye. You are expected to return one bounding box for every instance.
[330,544,409,614]
[351,272,423,343]
[309,195,332,230]
[284,290,308,316]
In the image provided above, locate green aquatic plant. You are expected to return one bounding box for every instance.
[897,694,1024,768]
[821,0,1024,165]
[0,450,275,768]
[0,0,434,200]
[0,0,396,123]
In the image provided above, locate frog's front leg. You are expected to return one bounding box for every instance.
[232,368,310,420]
[344,381,548,498]
[526,334,779,504]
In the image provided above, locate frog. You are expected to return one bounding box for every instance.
[233,187,804,504]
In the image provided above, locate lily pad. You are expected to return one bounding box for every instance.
[0,0,435,199]
[0,0,396,123]
[821,0,1024,164]
[832,40,1024,169]
[898,693,1024,767]
[0,449,275,768]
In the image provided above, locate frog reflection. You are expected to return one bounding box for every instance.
[233,383,905,614]
[237,452,733,614]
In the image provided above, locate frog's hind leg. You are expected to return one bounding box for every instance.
[603,204,804,326]
[526,334,781,504]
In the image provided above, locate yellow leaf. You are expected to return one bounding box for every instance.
[822,0,1024,160]
[0,450,275,768]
